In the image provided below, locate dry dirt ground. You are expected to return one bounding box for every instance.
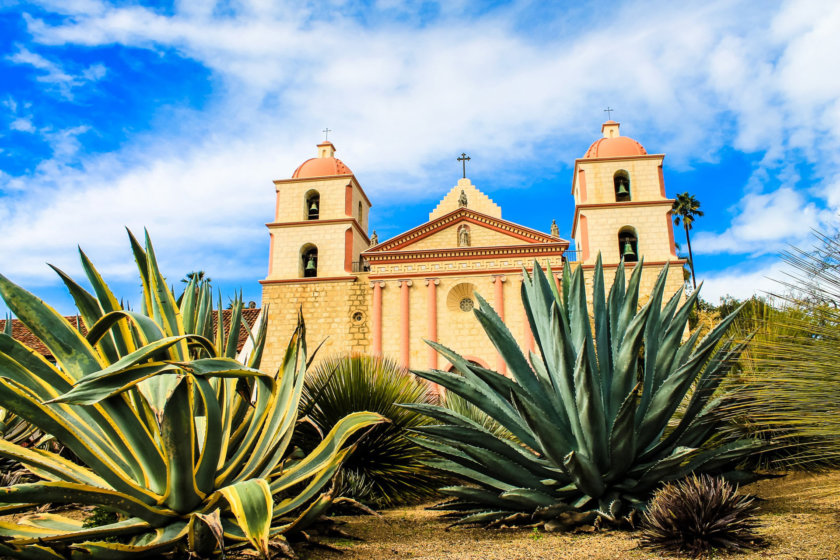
[307,471,840,560]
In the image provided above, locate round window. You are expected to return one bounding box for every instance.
[459,298,474,312]
[352,311,364,323]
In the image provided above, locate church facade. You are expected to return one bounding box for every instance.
[259,121,686,375]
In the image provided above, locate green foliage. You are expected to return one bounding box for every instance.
[297,354,442,508]
[640,474,761,557]
[719,231,840,468]
[82,507,121,529]
[407,256,761,528]
[0,230,384,559]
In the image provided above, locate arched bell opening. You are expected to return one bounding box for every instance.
[305,190,320,220]
[300,244,318,278]
[614,170,631,202]
[618,227,638,263]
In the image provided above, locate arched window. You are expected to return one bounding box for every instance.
[358,201,363,223]
[301,244,318,278]
[614,170,631,202]
[618,227,638,263]
[305,190,320,220]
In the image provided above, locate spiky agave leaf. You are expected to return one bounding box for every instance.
[640,474,761,557]
[409,256,760,527]
[0,230,385,559]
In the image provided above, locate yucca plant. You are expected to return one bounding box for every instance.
[405,256,761,528]
[297,354,442,508]
[640,474,761,557]
[721,231,840,468]
[0,230,384,559]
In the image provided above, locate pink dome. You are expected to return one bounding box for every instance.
[583,121,647,159]
[584,136,647,158]
[292,157,352,178]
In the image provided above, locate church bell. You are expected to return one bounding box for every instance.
[622,240,636,257]
[309,201,318,212]
[617,180,629,196]
[305,256,316,271]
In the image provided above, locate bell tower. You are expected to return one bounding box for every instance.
[571,121,677,265]
[265,141,371,280]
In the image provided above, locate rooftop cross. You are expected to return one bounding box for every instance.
[322,128,332,141]
[457,152,471,178]
[603,107,614,120]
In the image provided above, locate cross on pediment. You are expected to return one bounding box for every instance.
[457,152,470,178]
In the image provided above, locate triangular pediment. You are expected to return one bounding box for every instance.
[365,208,567,255]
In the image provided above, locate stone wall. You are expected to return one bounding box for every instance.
[260,276,370,374]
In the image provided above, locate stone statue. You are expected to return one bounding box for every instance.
[370,230,378,246]
[458,189,468,208]
[551,219,559,238]
[458,225,470,247]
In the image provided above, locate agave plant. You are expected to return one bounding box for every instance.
[0,230,383,559]
[405,256,761,528]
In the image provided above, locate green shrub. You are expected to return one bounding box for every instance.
[297,354,443,508]
[717,237,840,468]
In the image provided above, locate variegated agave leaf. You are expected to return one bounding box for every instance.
[0,230,385,559]
[409,256,760,527]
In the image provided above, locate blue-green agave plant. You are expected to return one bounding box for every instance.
[404,256,761,528]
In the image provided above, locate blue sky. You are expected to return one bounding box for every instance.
[1,0,839,316]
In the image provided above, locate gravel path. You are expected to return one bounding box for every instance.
[308,471,840,560]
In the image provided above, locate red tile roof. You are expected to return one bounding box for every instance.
[1,308,261,362]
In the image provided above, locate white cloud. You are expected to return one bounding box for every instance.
[699,260,788,303]
[693,187,824,255]
[9,117,34,132]
[0,133,276,284]
[7,46,106,98]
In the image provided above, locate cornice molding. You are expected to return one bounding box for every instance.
[266,218,370,243]
[260,276,357,285]
[365,243,568,264]
[571,199,674,238]
[367,207,564,253]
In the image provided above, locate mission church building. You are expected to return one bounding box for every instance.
[259,121,686,375]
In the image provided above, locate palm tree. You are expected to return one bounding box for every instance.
[672,192,704,289]
[181,270,210,284]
